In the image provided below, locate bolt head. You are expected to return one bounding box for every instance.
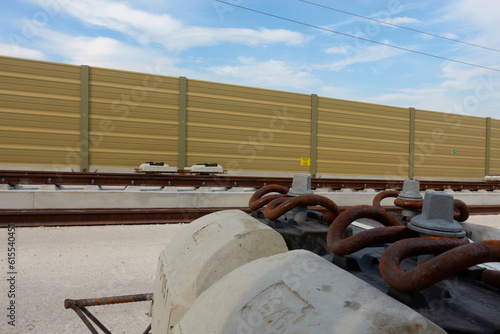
[288,174,313,196]
[408,191,466,237]
[397,180,423,201]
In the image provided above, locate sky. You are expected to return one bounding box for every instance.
[1,0,500,119]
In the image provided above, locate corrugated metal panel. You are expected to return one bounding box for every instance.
[186,80,311,173]
[0,56,80,166]
[317,97,410,177]
[88,67,179,167]
[490,118,500,175]
[414,109,486,178]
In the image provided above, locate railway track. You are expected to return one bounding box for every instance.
[1,205,499,228]
[1,170,500,228]
[1,170,499,191]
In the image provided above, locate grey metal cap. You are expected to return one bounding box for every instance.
[408,191,466,237]
[397,180,423,201]
[288,174,314,196]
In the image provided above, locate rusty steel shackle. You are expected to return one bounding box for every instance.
[264,193,340,224]
[248,184,289,211]
[379,237,500,292]
[372,190,470,222]
[326,205,416,256]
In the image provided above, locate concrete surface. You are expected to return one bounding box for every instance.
[0,215,499,334]
[0,224,186,334]
[3,188,500,210]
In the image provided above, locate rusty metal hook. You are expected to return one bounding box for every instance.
[327,205,415,256]
[372,190,400,208]
[264,193,340,224]
[379,237,500,292]
[248,184,289,211]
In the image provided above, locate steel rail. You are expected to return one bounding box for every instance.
[1,205,499,228]
[1,170,500,191]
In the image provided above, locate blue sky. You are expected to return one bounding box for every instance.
[1,0,500,119]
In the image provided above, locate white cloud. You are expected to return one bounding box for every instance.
[28,0,308,51]
[418,33,433,41]
[315,41,408,71]
[319,86,355,100]
[442,0,500,46]
[324,46,348,55]
[364,87,457,113]
[0,43,45,59]
[32,0,182,39]
[207,57,318,90]
[382,17,419,25]
[30,28,185,76]
[162,27,306,51]
[440,32,459,39]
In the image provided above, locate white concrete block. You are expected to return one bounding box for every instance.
[124,185,141,192]
[38,184,58,191]
[0,184,12,190]
[461,221,500,242]
[161,186,178,192]
[0,192,35,209]
[151,210,288,334]
[228,187,245,192]
[172,250,445,334]
[83,185,101,191]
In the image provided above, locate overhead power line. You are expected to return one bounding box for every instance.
[214,0,500,73]
[299,0,500,54]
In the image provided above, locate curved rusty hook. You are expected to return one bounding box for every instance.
[264,194,340,224]
[372,190,400,208]
[379,237,500,293]
[327,205,415,256]
[248,184,289,211]
[394,198,423,210]
[453,198,469,222]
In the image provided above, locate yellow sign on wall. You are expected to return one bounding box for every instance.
[300,157,311,166]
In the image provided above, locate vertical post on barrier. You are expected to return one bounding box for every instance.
[178,77,188,170]
[80,65,90,172]
[311,94,318,178]
[409,107,416,180]
[486,117,491,177]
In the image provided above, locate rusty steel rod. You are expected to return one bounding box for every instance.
[65,293,153,334]
[379,238,500,293]
[327,205,416,255]
[65,293,153,308]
